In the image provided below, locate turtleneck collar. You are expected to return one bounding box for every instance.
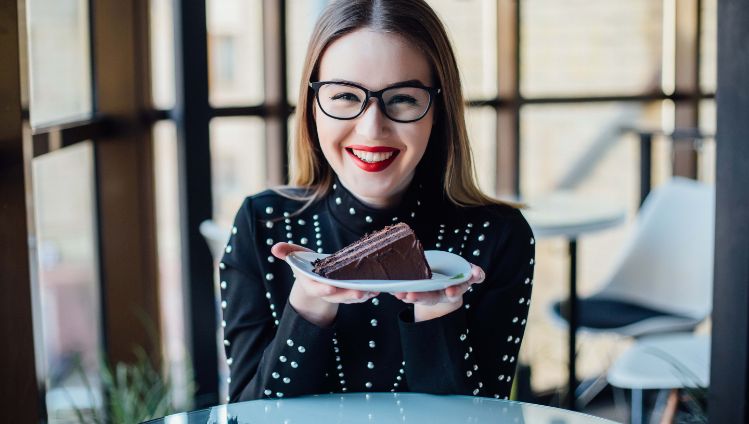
[326,172,441,235]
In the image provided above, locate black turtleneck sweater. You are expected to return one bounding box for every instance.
[218,176,535,402]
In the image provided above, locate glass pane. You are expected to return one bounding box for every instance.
[698,100,716,184]
[211,117,267,228]
[207,0,264,106]
[287,0,329,104]
[518,102,663,391]
[27,0,93,126]
[698,100,715,138]
[32,142,103,422]
[521,0,663,97]
[521,102,663,199]
[645,99,672,191]
[635,100,717,189]
[428,0,498,99]
[150,0,176,109]
[700,0,717,93]
[152,121,192,409]
[465,107,497,195]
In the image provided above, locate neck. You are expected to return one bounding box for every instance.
[351,189,406,209]
[339,173,415,209]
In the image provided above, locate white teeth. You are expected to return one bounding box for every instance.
[351,149,395,163]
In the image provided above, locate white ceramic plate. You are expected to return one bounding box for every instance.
[284,250,472,292]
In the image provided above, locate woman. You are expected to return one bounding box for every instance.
[219,0,535,403]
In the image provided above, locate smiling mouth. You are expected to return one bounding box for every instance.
[348,148,397,163]
[345,146,400,172]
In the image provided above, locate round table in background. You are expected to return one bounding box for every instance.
[145,392,619,424]
[521,191,627,410]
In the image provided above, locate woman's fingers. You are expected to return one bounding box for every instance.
[391,290,446,305]
[325,289,378,304]
[444,281,471,300]
[271,242,314,260]
[406,291,442,305]
[298,276,376,303]
[301,277,337,297]
[336,289,368,302]
[469,264,486,284]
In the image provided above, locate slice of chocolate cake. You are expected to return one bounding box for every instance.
[312,222,432,280]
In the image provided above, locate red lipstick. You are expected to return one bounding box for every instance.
[345,145,400,172]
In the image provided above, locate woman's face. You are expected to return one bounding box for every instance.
[314,29,435,208]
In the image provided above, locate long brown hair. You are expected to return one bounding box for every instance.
[277,0,512,211]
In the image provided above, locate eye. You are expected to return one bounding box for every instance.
[387,95,418,105]
[330,92,362,102]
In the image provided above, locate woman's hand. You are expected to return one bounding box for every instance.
[392,264,485,322]
[272,242,379,327]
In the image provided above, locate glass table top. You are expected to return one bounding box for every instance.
[145,392,619,424]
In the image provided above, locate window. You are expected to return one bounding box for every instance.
[32,142,104,422]
[207,0,264,106]
[26,0,92,126]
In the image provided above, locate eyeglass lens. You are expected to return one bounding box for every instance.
[317,83,431,121]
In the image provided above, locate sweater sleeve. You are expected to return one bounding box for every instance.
[397,212,535,398]
[219,198,337,401]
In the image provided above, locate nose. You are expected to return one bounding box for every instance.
[355,98,388,139]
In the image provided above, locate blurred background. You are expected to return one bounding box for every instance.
[4,0,725,422]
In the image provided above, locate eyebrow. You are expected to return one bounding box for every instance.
[329,78,428,88]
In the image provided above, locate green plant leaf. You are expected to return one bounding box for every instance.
[67,314,196,423]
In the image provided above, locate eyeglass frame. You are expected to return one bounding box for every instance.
[308,80,441,123]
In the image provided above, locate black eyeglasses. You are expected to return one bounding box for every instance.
[309,80,441,123]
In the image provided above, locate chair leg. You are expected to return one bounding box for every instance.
[631,389,644,424]
[576,373,609,408]
[649,389,670,424]
[657,390,679,424]
[613,386,628,418]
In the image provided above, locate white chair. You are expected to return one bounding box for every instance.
[551,177,715,337]
[200,219,234,402]
[548,177,714,411]
[607,333,710,424]
[199,219,231,261]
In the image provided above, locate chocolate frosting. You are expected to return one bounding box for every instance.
[312,223,432,280]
